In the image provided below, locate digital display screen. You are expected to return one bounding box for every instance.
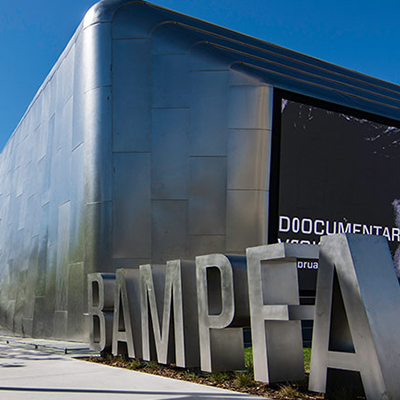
[272,94,400,287]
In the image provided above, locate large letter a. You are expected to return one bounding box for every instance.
[309,234,400,400]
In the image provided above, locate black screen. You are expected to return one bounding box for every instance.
[273,94,400,286]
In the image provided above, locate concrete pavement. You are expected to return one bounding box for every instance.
[0,335,266,399]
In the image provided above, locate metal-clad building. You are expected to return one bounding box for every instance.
[0,0,399,340]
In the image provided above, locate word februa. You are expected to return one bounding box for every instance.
[88,234,400,399]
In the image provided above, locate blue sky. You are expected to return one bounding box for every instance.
[1,0,400,150]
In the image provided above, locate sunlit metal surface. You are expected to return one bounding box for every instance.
[87,273,115,352]
[140,263,178,365]
[112,268,142,359]
[309,234,400,399]
[0,0,400,341]
[196,254,248,372]
[246,243,318,383]
[171,260,200,368]
[140,260,199,367]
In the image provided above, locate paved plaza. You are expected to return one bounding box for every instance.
[0,334,265,400]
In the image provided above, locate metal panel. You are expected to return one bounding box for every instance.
[0,195,11,255]
[151,24,199,55]
[113,39,151,152]
[41,115,55,206]
[226,190,268,252]
[49,151,69,210]
[25,236,39,327]
[152,54,189,108]
[55,45,75,112]
[27,194,40,239]
[36,202,49,298]
[32,296,46,338]
[18,193,27,231]
[0,161,10,199]
[53,311,68,339]
[12,261,28,337]
[24,159,38,200]
[21,318,33,338]
[33,126,42,160]
[83,86,112,203]
[151,200,189,263]
[229,85,273,130]
[67,262,85,340]
[227,129,270,191]
[230,65,270,86]
[42,242,57,338]
[72,31,85,150]
[79,25,113,294]
[55,202,70,313]
[46,198,59,250]
[69,144,85,264]
[54,208,71,337]
[4,300,15,331]
[41,76,57,124]
[30,91,43,131]
[35,120,49,160]
[190,43,232,72]
[189,157,227,235]
[151,108,189,200]
[8,195,21,252]
[5,259,17,302]
[112,258,152,270]
[189,235,226,261]
[21,110,34,142]
[112,3,165,39]
[190,71,229,156]
[58,97,74,153]
[85,202,112,273]
[52,101,72,206]
[9,138,19,175]
[113,153,151,259]
[16,166,23,197]
[82,22,112,92]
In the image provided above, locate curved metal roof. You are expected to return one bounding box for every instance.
[81,0,400,121]
[14,0,400,139]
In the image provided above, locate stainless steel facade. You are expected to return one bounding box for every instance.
[1,0,400,340]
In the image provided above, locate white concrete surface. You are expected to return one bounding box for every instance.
[0,337,266,399]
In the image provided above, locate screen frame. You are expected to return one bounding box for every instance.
[268,88,400,245]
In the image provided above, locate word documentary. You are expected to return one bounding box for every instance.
[88,234,400,400]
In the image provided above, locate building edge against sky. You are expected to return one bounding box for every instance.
[0,0,399,340]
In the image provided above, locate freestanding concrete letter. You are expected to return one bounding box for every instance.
[309,234,400,399]
[246,243,317,383]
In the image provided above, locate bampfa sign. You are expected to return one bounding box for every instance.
[88,234,400,399]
